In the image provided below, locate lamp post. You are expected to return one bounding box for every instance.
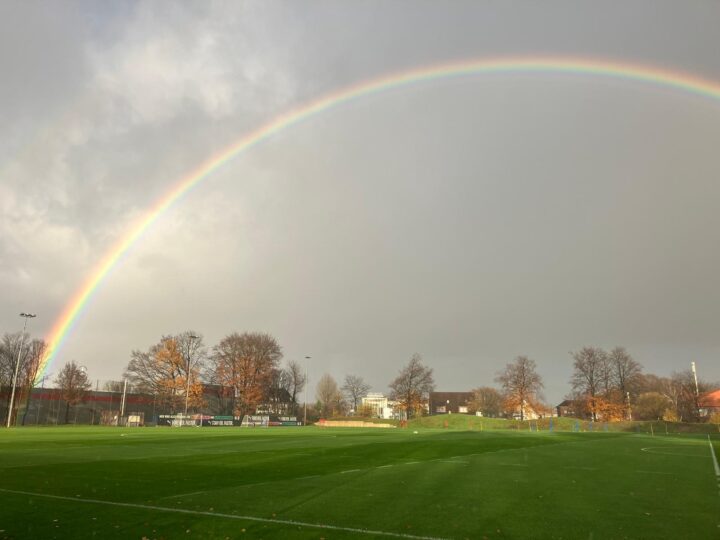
[691,361,700,417]
[626,391,632,421]
[303,356,311,426]
[7,313,36,428]
[74,366,87,425]
[183,334,199,424]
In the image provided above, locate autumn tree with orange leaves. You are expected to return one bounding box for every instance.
[210,332,282,418]
[580,395,627,422]
[124,331,206,413]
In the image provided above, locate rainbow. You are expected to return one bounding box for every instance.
[35,56,720,383]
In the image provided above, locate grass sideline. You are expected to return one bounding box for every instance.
[1,426,718,539]
[334,413,720,435]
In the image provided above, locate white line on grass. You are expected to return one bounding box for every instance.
[0,488,449,540]
[162,490,207,499]
[340,469,362,474]
[708,436,720,476]
[707,435,720,492]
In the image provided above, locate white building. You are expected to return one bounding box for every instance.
[361,393,397,419]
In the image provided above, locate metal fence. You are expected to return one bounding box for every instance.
[1,383,303,427]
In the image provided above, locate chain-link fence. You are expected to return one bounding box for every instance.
[1,381,305,427]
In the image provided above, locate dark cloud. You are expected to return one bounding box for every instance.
[2,1,720,401]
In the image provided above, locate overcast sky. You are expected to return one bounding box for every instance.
[2,1,720,403]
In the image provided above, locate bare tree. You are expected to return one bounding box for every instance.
[265,368,292,414]
[316,374,344,417]
[388,354,434,420]
[342,374,371,413]
[608,347,642,398]
[19,339,47,425]
[55,361,91,423]
[468,386,503,417]
[0,333,46,425]
[103,380,144,393]
[103,381,125,392]
[285,360,306,415]
[670,370,713,422]
[495,356,543,421]
[1,333,25,422]
[570,347,608,420]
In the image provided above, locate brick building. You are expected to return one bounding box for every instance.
[429,391,474,415]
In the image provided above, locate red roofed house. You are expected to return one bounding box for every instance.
[698,389,720,418]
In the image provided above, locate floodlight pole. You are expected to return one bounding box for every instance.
[183,334,199,424]
[7,313,36,428]
[691,361,700,417]
[119,379,128,419]
[303,356,311,426]
[626,391,632,421]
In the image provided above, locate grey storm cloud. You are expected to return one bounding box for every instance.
[2,1,720,403]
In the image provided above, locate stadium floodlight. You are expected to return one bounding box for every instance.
[6,313,37,428]
[691,362,700,416]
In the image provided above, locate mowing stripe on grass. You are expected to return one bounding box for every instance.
[0,488,448,540]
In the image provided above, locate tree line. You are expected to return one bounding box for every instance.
[466,347,716,422]
[121,331,306,418]
[313,353,436,420]
[566,346,713,422]
[0,331,96,425]
[1,327,717,424]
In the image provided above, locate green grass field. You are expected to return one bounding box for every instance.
[1,426,718,539]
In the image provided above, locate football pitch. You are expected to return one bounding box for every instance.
[0,427,718,539]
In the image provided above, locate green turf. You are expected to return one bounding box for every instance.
[410,413,720,434]
[1,426,718,539]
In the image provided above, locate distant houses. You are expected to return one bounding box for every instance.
[556,399,580,418]
[429,392,474,415]
[699,389,720,417]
